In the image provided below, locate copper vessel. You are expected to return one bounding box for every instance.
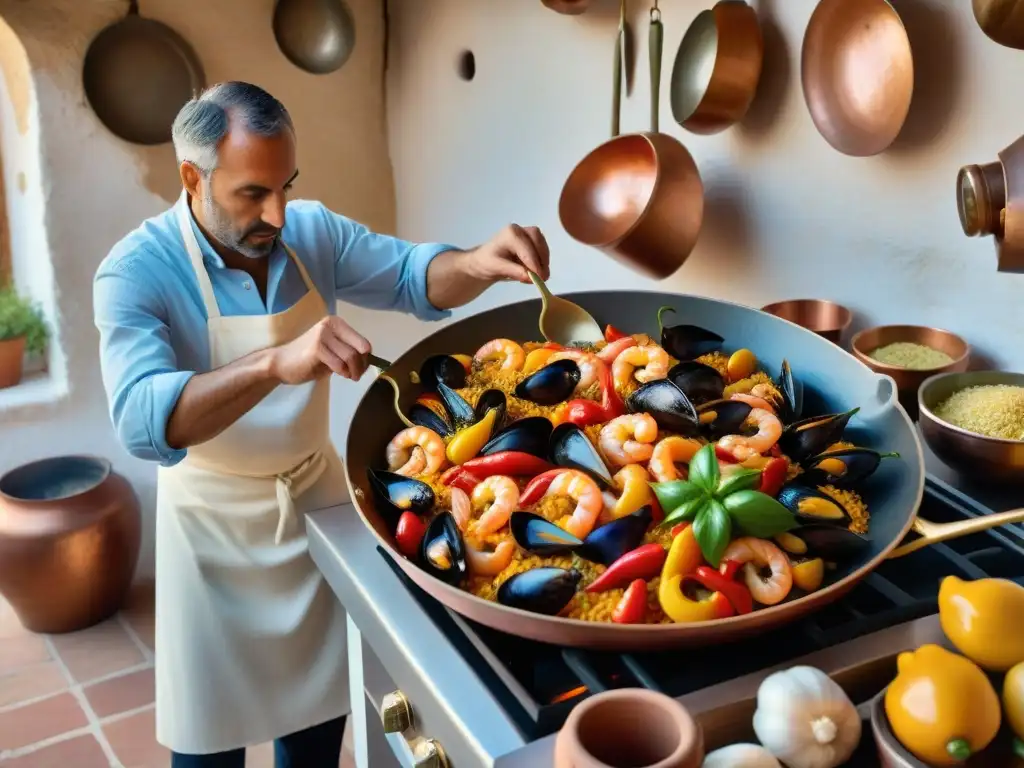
[669,0,764,135]
[0,455,142,634]
[801,0,914,156]
[973,0,1024,50]
[0,336,26,389]
[760,298,852,344]
[541,0,592,14]
[958,134,1024,273]
[559,1,704,280]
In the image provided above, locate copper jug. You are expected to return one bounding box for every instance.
[957,134,1024,272]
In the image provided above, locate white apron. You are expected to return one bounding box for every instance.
[154,199,350,754]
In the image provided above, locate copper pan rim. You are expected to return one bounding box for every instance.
[850,325,972,377]
[918,370,1024,447]
[0,454,114,504]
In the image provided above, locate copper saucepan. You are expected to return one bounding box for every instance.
[559,1,704,280]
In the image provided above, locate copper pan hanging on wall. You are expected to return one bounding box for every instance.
[558,0,704,281]
[273,0,356,75]
[541,0,593,14]
[801,0,914,157]
[972,0,1024,50]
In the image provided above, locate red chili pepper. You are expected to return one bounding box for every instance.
[759,457,789,497]
[542,342,563,350]
[561,399,608,428]
[440,466,483,494]
[769,444,784,459]
[649,494,665,524]
[715,445,739,464]
[586,543,667,593]
[612,579,648,624]
[596,361,625,419]
[461,451,555,478]
[520,468,568,506]
[719,558,742,580]
[395,512,426,559]
[604,324,629,343]
[670,522,691,539]
[693,565,753,615]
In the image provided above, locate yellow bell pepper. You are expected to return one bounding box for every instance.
[938,575,1024,671]
[610,464,653,520]
[1004,661,1024,758]
[451,353,473,373]
[884,644,1001,765]
[658,526,732,622]
[446,408,497,465]
[522,348,556,374]
[791,558,824,592]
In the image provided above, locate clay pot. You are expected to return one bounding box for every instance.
[0,455,142,633]
[0,336,26,389]
[554,689,704,768]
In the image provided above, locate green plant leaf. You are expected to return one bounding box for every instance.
[651,480,705,520]
[714,467,762,499]
[692,499,732,567]
[656,305,676,337]
[687,444,720,494]
[0,285,49,354]
[722,490,798,538]
[662,495,709,527]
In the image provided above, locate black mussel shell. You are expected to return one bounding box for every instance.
[799,448,898,489]
[777,483,852,527]
[790,523,870,559]
[576,506,653,566]
[549,422,614,488]
[697,399,753,439]
[658,308,724,360]
[778,409,858,464]
[368,469,435,529]
[419,512,467,586]
[409,403,453,438]
[497,567,582,616]
[419,355,467,390]
[626,379,701,436]
[514,359,581,405]
[668,361,725,405]
[437,381,476,430]
[473,389,508,435]
[481,417,553,459]
[777,359,802,424]
[509,511,583,555]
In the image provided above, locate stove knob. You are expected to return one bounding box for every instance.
[380,690,413,733]
[412,738,449,768]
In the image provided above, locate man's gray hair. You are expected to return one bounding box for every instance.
[171,81,293,175]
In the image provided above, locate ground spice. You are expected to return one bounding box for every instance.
[868,341,954,370]
[933,384,1024,441]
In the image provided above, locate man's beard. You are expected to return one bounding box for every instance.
[202,195,280,259]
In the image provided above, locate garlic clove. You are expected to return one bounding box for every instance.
[702,743,781,768]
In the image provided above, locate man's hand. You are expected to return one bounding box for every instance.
[270,316,371,384]
[466,224,551,284]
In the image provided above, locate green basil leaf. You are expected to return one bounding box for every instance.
[692,499,732,567]
[722,490,798,538]
[687,444,720,494]
[714,467,762,499]
[651,480,704,521]
[662,496,709,527]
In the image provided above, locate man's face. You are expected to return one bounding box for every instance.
[194,125,298,260]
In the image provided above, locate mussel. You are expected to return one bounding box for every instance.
[510,511,583,555]
[481,417,553,459]
[549,422,614,488]
[473,389,508,435]
[626,379,700,435]
[497,567,582,615]
[777,484,853,527]
[668,361,725,405]
[785,524,870,560]
[419,511,467,586]
[777,360,802,424]
[408,402,453,437]
[799,448,899,489]
[697,399,753,439]
[514,359,581,405]
[778,409,859,464]
[436,381,476,430]
[419,355,468,390]
[657,307,724,361]
[368,469,435,529]
[577,506,653,566]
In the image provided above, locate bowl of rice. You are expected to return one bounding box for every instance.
[918,370,1024,483]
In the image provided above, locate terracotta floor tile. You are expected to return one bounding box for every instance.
[50,618,145,684]
[0,692,87,751]
[0,632,49,675]
[103,708,169,768]
[84,666,155,719]
[0,734,109,767]
[122,582,155,652]
[0,659,68,707]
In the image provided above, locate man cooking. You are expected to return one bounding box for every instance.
[93,80,550,768]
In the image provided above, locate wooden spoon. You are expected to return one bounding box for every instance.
[528,272,604,346]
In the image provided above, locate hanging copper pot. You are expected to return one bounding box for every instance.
[541,0,592,14]
[958,134,1024,273]
[972,0,1024,50]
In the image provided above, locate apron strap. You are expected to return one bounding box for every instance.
[177,194,223,320]
[273,451,329,545]
[283,244,317,293]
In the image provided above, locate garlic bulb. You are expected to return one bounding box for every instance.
[752,665,862,768]
[702,743,781,767]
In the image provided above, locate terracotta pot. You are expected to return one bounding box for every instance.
[554,689,704,768]
[0,336,26,389]
[0,455,142,634]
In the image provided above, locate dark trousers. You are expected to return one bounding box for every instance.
[170,715,347,768]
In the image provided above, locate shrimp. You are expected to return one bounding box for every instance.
[449,486,474,532]
[648,436,702,482]
[474,338,526,371]
[612,345,670,389]
[545,469,604,539]
[596,335,636,363]
[599,414,659,468]
[466,538,516,576]
[471,475,520,535]
[717,408,783,462]
[385,426,447,476]
[731,392,775,412]
[549,349,602,392]
[721,537,793,606]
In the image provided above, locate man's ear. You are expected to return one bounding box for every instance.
[179,162,203,200]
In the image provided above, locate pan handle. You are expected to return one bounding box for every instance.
[649,1,663,133]
[377,372,415,430]
[887,507,1024,559]
[612,0,625,137]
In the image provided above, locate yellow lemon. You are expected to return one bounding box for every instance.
[938,575,1024,672]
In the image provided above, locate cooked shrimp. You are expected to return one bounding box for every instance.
[731,392,775,412]
[596,335,636,363]
[450,487,473,532]
[612,345,670,389]
[386,426,447,476]
[722,537,793,606]
[750,383,779,403]
[466,538,516,576]
[474,338,526,371]
[648,436,702,482]
[471,475,520,535]
[599,414,659,468]
[717,408,783,462]
[549,349,602,391]
[545,469,604,539]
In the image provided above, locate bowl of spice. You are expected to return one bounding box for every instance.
[919,370,1024,483]
[851,325,970,417]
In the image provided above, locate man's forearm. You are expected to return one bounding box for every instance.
[165,348,281,450]
[425,249,491,309]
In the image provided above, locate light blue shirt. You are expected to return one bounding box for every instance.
[94,196,455,468]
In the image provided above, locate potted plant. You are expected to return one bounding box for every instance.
[0,284,48,389]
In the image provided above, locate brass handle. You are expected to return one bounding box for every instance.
[381,690,413,734]
[888,507,1024,559]
[412,738,450,768]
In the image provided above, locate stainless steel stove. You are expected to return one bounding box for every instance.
[308,469,1024,768]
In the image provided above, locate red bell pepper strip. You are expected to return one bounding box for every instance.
[596,360,625,419]
[440,466,483,494]
[586,543,667,593]
[612,579,648,624]
[542,342,563,350]
[715,445,739,464]
[719,558,742,580]
[693,565,753,615]
[769,444,784,459]
[395,512,426,559]
[461,451,555,478]
[649,494,665,524]
[604,324,629,343]
[560,399,608,428]
[670,522,691,539]
[759,457,789,497]
[520,468,568,506]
